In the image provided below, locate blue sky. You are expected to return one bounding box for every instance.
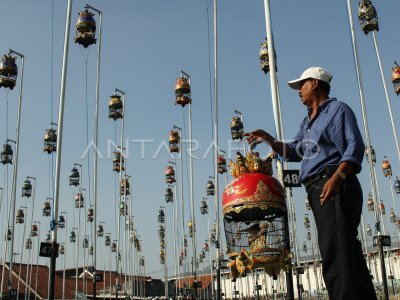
[0,0,399,279]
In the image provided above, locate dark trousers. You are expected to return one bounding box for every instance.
[305,175,377,300]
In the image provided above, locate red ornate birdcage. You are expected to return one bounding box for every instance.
[223,152,290,281]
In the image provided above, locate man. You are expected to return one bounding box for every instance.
[246,67,377,299]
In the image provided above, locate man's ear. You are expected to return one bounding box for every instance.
[311,79,319,90]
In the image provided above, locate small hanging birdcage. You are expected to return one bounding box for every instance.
[126,217,133,230]
[42,201,51,217]
[119,201,128,216]
[69,167,80,187]
[97,225,104,237]
[1,143,13,165]
[382,157,392,177]
[83,237,89,249]
[184,236,188,248]
[105,235,111,246]
[0,54,17,89]
[365,145,376,164]
[259,38,271,74]
[5,228,11,241]
[111,242,117,252]
[22,179,32,198]
[16,209,24,224]
[175,74,192,107]
[367,194,374,212]
[304,215,310,229]
[230,114,244,140]
[395,177,400,194]
[206,180,215,196]
[113,150,125,173]
[379,201,385,215]
[43,127,57,154]
[165,186,173,203]
[130,232,135,243]
[390,209,396,223]
[366,224,372,236]
[75,193,84,208]
[305,197,311,211]
[89,245,93,255]
[306,231,311,241]
[160,251,165,264]
[140,257,145,266]
[158,209,165,223]
[58,215,65,228]
[31,224,38,237]
[59,244,65,255]
[87,208,94,222]
[358,0,379,34]
[120,178,130,196]
[158,225,165,238]
[200,199,208,215]
[75,9,97,48]
[25,238,32,250]
[169,130,180,153]
[165,165,176,184]
[45,231,51,242]
[217,154,227,174]
[189,219,194,238]
[392,62,400,96]
[108,94,123,121]
[204,242,209,252]
[69,231,76,243]
[302,242,307,253]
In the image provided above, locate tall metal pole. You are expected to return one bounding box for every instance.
[84,5,103,299]
[49,0,73,298]
[371,32,400,164]
[33,221,40,300]
[345,1,388,299]
[7,49,24,298]
[185,73,197,298]
[16,206,28,300]
[24,177,36,300]
[262,1,294,298]
[213,1,222,300]
[115,88,126,300]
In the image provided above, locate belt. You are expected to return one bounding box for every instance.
[302,164,339,189]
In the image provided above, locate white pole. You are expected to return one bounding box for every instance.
[371,32,400,164]
[116,89,126,299]
[188,97,197,291]
[48,0,72,297]
[212,1,222,300]
[8,49,24,296]
[24,177,36,300]
[84,4,103,299]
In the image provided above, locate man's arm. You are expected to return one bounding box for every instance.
[320,105,365,205]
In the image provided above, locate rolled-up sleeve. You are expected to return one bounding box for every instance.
[285,119,306,162]
[329,105,365,173]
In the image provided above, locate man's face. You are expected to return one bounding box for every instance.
[298,78,316,106]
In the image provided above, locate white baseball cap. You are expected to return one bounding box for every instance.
[287,67,332,90]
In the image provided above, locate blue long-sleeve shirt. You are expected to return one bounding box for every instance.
[286,98,365,183]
